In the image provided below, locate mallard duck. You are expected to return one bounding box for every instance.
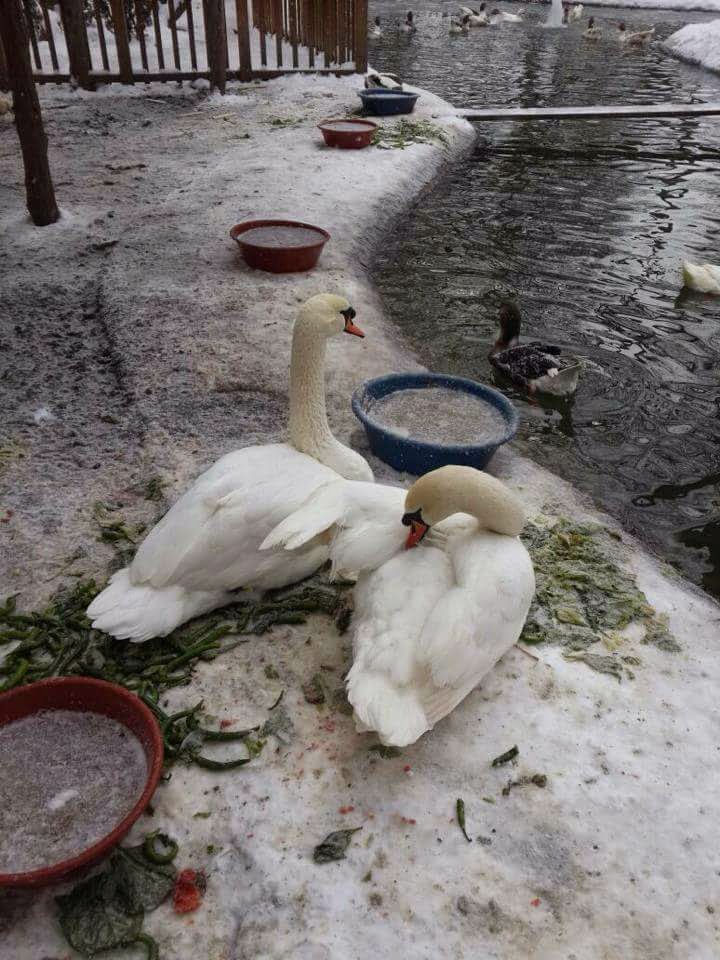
[618,22,655,46]
[87,295,372,642]
[364,69,402,90]
[267,468,534,747]
[370,15,383,37]
[682,261,720,294]
[489,301,581,397]
[450,14,471,33]
[400,10,417,32]
[459,4,489,25]
[583,16,602,40]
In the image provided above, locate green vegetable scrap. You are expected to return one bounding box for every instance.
[491,745,518,767]
[313,827,362,864]
[456,798,472,843]
[368,743,402,759]
[502,774,547,797]
[143,477,167,503]
[0,572,350,708]
[520,518,678,665]
[563,650,624,682]
[372,118,448,151]
[56,834,177,959]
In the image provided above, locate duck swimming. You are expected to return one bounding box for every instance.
[365,68,402,89]
[450,14,471,33]
[682,261,720,294]
[618,22,655,46]
[400,10,417,32]
[370,15,382,37]
[489,301,581,397]
[583,16,602,40]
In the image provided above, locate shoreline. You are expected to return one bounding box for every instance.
[2,77,720,959]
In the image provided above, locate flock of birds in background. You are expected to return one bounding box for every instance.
[369,4,656,45]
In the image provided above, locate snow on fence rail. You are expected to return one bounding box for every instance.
[0,0,367,89]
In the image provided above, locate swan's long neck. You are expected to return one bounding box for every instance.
[288,320,334,457]
[287,321,372,481]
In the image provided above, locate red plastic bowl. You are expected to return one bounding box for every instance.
[230,219,331,273]
[0,677,164,888]
[318,118,378,149]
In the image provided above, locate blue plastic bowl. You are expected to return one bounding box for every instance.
[358,89,420,116]
[352,373,519,475]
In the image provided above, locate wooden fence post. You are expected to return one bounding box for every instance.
[0,0,59,225]
[59,0,93,89]
[0,31,7,87]
[204,0,226,93]
[109,0,134,83]
[235,0,252,81]
[353,0,367,74]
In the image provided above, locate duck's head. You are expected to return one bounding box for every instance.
[479,2,486,9]
[402,466,526,548]
[374,15,381,25]
[407,10,414,21]
[618,21,626,31]
[462,14,470,23]
[495,300,521,350]
[297,293,364,339]
[588,16,594,26]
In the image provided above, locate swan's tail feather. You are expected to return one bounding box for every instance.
[532,364,580,397]
[346,668,429,747]
[87,568,230,643]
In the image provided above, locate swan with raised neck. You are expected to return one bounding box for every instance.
[403,465,525,547]
[288,293,373,482]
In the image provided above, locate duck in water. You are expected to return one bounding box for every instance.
[401,11,417,32]
[617,22,655,46]
[583,15,602,40]
[370,15,382,37]
[489,302,581,397]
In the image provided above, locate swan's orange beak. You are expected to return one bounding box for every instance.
[344,317,365,338]
[405,519,429,550]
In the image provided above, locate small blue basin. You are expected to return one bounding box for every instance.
[352,373,519,475]
[358,89,420,116]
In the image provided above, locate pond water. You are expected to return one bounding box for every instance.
[369,3,720,599]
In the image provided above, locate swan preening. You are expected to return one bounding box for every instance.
[87,294,372,642]
[265,466,535,747]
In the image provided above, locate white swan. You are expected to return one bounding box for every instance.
[87,294,372,642]
[499,7,524,23]
[264,466,535,747]
[682,261,720,294]
[568,3,583,23]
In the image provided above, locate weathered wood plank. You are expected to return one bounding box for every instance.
[109,0,134,82]
[59,0,93,88]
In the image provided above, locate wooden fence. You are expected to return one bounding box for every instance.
[0,0,367,90]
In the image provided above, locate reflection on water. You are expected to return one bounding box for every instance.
[370,2,720,597]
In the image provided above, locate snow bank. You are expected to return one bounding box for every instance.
[664,17,720,70]
[586,0,720,10]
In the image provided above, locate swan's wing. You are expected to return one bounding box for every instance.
[262,479,407,577]
[131,445,336,591]
[416,538,535,725]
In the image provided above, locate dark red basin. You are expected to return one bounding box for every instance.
[0,677,164,888]
[318,118,378,149]
[230,219,331,273]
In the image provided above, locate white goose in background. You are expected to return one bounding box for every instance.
[682,261,720,294]
[499,7,524,23]
[568,3,583,22]
[264,466,535,747]
[365,69,402,90]
[87,294,372,642]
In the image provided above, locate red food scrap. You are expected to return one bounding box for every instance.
[339,805,355,814]
[220,719,236,729]
[173,869,206,914]
[319,719,336,733]
[400,817,417,825]
[530,898,541,907]
[403,765,412,774]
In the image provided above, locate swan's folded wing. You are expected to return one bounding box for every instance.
[132,445,336,590]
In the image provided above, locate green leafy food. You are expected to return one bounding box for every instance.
[142,831,179,865]
[456,798,471,842]
[368,743,402,759]
[143,477,166,502]
[502,774,548,797]
[302,673,326,705]
[56,871,143,957]
[372,118,448,151]
[563,650,625,681]
[313,828,362,864]
[111,844,177,913]
[491,745,518,767]
[520,518,678,658]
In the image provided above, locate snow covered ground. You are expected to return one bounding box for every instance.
[583,0,720,12]
[2,73,720,960]
[664,17,720,70]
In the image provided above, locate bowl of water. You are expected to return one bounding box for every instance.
[318,118,378,149]
[358,89,420,116]
[230,219,331,273]
[0,677,163,888]
[352,373,519,474]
